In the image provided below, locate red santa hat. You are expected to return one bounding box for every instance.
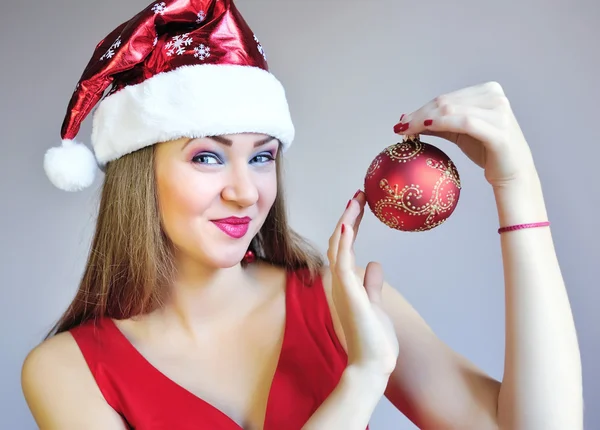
[44,0,295,191]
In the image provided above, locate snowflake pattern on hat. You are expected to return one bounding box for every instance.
[165,33,193,56]
[194,44,210,60]
[254,34,266,61]
[152,2,167,14]
[100,36,122,61]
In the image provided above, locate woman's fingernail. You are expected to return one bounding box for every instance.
[346,200,352,209]
[341,223,346,234]
[424,119,433,126]
[399,113,405,121]
[393,122,410,133]
[353,189,361,198]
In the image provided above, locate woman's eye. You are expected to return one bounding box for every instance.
[192,153,221,165]
[252,152,275,164]
[192,152,274,165]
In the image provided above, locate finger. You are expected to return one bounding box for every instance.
[420,130,460,144]
[327,198,361,266]
[363,261,384,305]
[397,95,499,126]
[335,224,369,305]
[420,112,503,148]
[395,82,508,126]
[444,93,509,111]
[352,191,367,240]
[399,104,503,135]
[419,130,485,164]
[336,224,355,275]
[430,81,506,105]
[396,107,504,148]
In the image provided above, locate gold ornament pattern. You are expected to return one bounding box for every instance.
[384,137,423,162]
[374,158,461,231]
[366,135,424,181]
[365,135,462,232]
[365,154,383,179]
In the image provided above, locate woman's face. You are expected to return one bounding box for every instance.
[155,133,279,269]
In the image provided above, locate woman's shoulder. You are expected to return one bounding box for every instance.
[22,330,87,387]
[21,330,126,428]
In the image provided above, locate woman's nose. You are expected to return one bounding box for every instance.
[220,167,258,207]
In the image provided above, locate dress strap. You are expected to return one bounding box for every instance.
[70,317,127,415]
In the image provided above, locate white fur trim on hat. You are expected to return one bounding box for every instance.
[91,64,295,166]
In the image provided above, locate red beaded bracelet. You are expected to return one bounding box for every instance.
[498,221,550,234]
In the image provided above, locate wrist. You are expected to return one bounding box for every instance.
[342,365,390,396]
[301,365,388,429]
[492,173,549,228]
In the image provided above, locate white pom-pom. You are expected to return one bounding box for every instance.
[43,139,99,192]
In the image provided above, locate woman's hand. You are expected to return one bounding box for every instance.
[302,194,399,429]
[327,191,399,378]
[393,81,537,189]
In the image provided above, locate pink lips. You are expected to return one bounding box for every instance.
[211,216,251,239]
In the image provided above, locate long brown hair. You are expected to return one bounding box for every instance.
[45,142,324,338]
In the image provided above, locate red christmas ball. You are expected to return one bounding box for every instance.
[363,135,462,232]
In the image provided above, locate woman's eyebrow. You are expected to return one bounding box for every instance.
[208,135,276,147]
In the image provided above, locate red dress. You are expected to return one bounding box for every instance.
[70,269,354,429]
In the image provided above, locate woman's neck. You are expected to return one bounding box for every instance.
[153,259,264,339]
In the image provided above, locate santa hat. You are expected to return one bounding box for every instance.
[44,0,295,191]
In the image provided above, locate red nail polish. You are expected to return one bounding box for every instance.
[353,189,361,198]
[399,113,405,121]
[346,200,352,209]
[424,119,433,126]
[393,122,410,133]
[341,224,346,234]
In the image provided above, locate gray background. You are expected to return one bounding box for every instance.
[2,0,598,428]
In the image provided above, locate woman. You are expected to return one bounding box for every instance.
[22,0,582,429]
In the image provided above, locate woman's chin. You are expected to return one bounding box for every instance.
[205,249,248,268]
[216,257,245,268]
[176,238,252,269]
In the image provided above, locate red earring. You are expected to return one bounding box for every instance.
[242,249,255,264]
